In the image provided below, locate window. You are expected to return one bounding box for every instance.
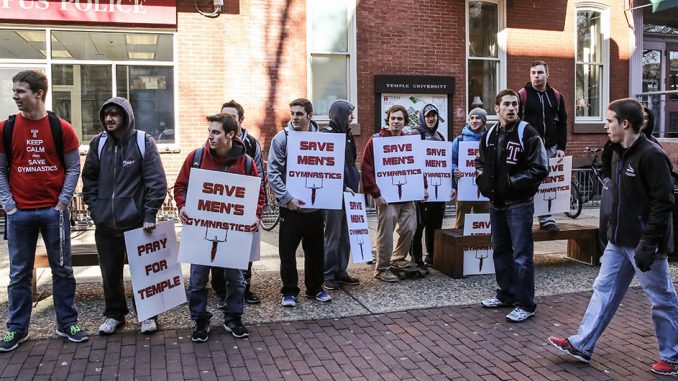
[575,6,609,121]
[308,0,357,119]
[467,0,506,117]
[0,28,176,144]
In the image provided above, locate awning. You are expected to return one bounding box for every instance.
[651,0,678,12]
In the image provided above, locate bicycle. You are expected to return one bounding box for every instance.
[260,162,280,231]
[565,146,605,219]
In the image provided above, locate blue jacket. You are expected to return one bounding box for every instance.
[451,124,484,172]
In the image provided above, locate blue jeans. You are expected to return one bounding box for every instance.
[6,208,78,332]
[324,208,350,280]
[490,202,536,312]
[569,243,678,363]
[188,264,245,323]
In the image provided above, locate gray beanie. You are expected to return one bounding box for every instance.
[469,107,487,124]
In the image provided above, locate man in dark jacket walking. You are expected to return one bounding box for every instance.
[475,89,548,323]
[548,98,678,376]
[82,97,167,335]
[519,60,567,233]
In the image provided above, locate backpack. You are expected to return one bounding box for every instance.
[519,87,561,118]
[190,145,253,175]
[97,130,146,160]
[485,121,528,150]
[3,111,64,166]
[416,127,445,141]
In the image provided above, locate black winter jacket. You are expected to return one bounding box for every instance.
[475,120,549,206]
[608,135,674,255]
[519,82,567,151]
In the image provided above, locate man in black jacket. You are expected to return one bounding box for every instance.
[548,98,678,376]
[475,89,548,323]
[82,97,167,335]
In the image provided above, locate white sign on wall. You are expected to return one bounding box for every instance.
[534,156,573,216]
[421,140,454,202]
[381,94,449,140]
[343,192,373,263]
[462,214,494,276]
[373,135,425,203]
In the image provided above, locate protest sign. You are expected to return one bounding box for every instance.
[373,135,425,202]
[178,168,261,270]
[534,156,572,216]
[343,192,373,263]
[462,213,494,276]
[124,221,185,322]
[285,131,346,210]
[421,140,453,202]
[457,141,488,201]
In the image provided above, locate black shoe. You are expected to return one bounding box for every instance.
[191,320,210,342]
[245,291,261,305]
[336,274,360,285]
[216,296,227,310]
[0,330,28,352]
[424,256,434,266]
[224,319,249,339]
[323,278,339,290]
[540,223,559,233]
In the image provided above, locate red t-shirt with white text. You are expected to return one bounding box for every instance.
[0,113,80,209]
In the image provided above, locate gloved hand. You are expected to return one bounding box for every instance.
[634,240,657,272]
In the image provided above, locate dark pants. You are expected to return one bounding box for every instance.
[211,262,252,297]
[410,201,445,263]
[279,208,325,297]
[95,226,132,320]
[189,264,245,323]
[490,202,536,312]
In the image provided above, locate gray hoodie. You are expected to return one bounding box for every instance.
[267,120,319,209]
[82,97,167,231]
[320,100,359,192]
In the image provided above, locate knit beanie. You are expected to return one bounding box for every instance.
[469,107,487,124]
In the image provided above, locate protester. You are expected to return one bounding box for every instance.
[519,60,567,233]
[320,100,361,290]
[361,105,420,282]
[268,98,331,306]
[82,97,167,335]
[548,98,678,376]
[476,89,548,322]
[174,113,264,341]
[209,100,264,307]
[451,107,490,229]
[0,70,87,351]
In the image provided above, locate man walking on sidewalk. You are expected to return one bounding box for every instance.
[547,98,678,376]
[475,89,548,322]
[0,70,87,351]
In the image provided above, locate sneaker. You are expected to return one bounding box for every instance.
[651,360,678,376]
[0,331,28,352]
[56,324,89,343]
[216,296,227,310]
[98,318,124,335]
[540,223,559,233]
[224,319,249,339]
[139,319,158,334]
[323,278,339,290]
[336,274,360,285]
[480,298,513,309]
[375,270,399,282]
[244,291,261,305]
[308,290,332,303]
[281,295,297,307]
[506,307,535,323]
[191,320,210,342]
[424,256,433,266]
[547,336,591,363]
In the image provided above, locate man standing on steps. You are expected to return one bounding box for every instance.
[519,60,567,233]
[476,89,548,323]
[0,70,87,351]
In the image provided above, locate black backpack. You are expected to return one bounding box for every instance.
[190,145,253,175]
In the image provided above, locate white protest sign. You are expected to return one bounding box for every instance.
[373,135,425,202]
[422,140,453,202]
[178,168,261,270]
[457,141,488,201]
[534,156,572,216]
[124,221,186,322]
[462,213,494,276]
[343,192,373,263]
[285,131,346,210]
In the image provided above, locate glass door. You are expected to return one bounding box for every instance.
[666,44,678,137]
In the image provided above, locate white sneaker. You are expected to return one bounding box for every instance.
[506,307,535,323]
[99,318,124,335]
[139,319,158,334]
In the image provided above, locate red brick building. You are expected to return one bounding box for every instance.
[1,0,677,176]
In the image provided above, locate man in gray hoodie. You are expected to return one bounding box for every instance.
[82,97,167,335]
[267,98,331,307]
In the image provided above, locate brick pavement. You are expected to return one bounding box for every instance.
[1,285,675,381]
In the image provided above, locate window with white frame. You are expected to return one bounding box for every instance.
[308,0,357,119]
[467,0,506,116]
[575,5,609,121]
[0,28,176,144]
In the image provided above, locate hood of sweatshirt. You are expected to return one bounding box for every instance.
[99,97,136,142]
[327,100,354,133]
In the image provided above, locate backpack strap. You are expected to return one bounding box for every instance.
[372,132,380,139]
[485,124,497,147]
[244,154,253,176]
[518,88,527,117]
[517,121,527,150]
[552,88,561,117]
[97,132,108,160]
[2,115,16,164]
[136,130,146,159]
[191,146,204,168]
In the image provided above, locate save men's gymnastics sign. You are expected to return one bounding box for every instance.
[373,135,425,202]
[421,140,453,202]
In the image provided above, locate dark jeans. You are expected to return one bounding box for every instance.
[95,226,131,320]
[279,208,325,297]
[211,262,252,298]
[490,202,536,312]
[6,208,78,332]
[189,264,245,323]
[410,201,445,263]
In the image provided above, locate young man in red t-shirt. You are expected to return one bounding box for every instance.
[0,70,88,352]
